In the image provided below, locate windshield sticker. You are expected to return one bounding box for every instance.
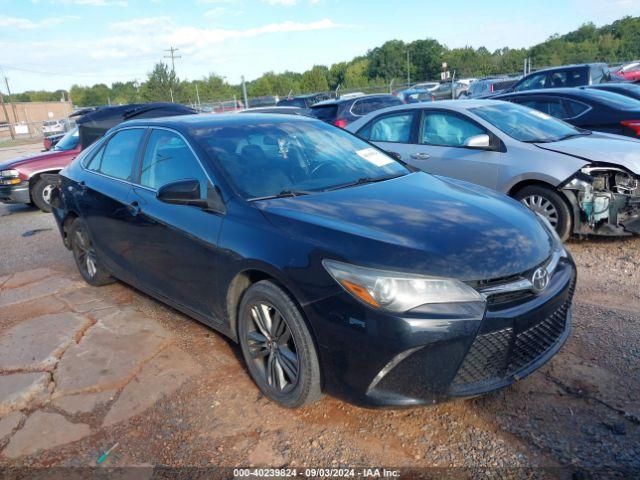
[356,148,394,167]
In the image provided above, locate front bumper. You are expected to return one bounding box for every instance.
[0,182,30,205]
[306,257,576,407]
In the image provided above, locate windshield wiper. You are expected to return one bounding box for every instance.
[248,189,315,201]
[326,173,406,191]
[556,130,592,141]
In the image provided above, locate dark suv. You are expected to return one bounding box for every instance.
[309,94,403,128]
[277,93,331,109]
[507,63,611,93]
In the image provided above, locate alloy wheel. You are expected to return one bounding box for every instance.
[521,194,559,228]
[73,228,98,278]
[246,302,299,393]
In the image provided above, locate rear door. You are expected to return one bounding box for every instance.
[356,110,418,160]
[402,110,502,189]
[128,127,224,320]
[79,128,147,281]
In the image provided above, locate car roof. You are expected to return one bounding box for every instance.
[312,94,396,107]
[526,63,606,74]
[351,99,508,115]
[119,112,317,130]
[495,87,605,98]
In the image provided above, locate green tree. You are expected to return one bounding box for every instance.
[299,65,329,92]
[139,62,179,102]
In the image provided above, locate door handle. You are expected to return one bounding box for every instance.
[128,200,141,216]
[410,153,431,160]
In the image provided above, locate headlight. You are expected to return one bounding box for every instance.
[0,170,20,185]
[323,260,484,312]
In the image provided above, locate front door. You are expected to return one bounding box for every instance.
[129,128,224,320]
[404,110,502,189]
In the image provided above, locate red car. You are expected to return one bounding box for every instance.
[0,128,80,212]
[612,62,640,82]
[0,102,197,213]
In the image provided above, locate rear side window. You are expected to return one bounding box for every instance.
[565,100,591,118]
[140,129,209,194]
[519,98,570,119]
[86,128,145,181]
[359,112,414,143]
[548,69,588,88]
[310,104,338,121]
[352,97,401,116]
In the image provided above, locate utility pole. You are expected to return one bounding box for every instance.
[195,82,201,109]
[406,50,411,87]
[4,77,19,127]
[0,91,15,140]
[164,47,181,74]
[241,75,249,110]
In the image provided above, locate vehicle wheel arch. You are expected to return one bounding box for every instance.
[225,265,308,342]
[225,266,323,385]
[508,179,576,239]
[61,211,80,250]
[28,169,61,194]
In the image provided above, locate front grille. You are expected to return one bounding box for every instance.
[451,280,575,394]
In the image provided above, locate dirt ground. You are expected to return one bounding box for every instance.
[0,145,637,478]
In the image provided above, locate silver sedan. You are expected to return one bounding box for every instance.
[346,100,640,239]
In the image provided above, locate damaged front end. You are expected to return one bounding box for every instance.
[562,165,640,236]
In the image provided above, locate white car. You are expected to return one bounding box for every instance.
[346,99,640,239]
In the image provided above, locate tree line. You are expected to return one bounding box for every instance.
[12,16,640,107]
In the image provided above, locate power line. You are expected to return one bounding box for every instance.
[164,47,181,74]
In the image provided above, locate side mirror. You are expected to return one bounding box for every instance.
[157,179,226,213]
[464,134,491,149]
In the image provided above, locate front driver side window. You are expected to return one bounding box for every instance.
[140,129,210,195]
[361,113,414,143]
[515,73,547,92]
[419,112,485,147]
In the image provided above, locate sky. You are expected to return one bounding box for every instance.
[1,0,640,93]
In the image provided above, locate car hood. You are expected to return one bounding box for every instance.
[535,132,640,174]
[0,149,79,171]
[257,173,552,281]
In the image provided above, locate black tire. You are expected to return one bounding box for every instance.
[68,218,115,286]
[513,185,572,241]
[238,280,322,408]
[31,177,55,213]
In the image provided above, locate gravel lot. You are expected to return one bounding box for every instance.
[0,142,638,477]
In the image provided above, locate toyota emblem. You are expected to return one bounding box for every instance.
[531,268,550,293]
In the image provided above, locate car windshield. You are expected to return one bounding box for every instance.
[190,119,409,200]
[53,128,80,151]
[470,103,585,143]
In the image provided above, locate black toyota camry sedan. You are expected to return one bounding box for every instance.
[50,114,576,408]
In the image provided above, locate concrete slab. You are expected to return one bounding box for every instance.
[0,373,50,415]
[59,287,114,313]
[2,268,56,289]
[2,411,90,459]
[54,308,172,395]
[0,411,24,441]
[53,390,116,415]
[0,312,93,372]
[0,277,78,308]
[102,345,201,427]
